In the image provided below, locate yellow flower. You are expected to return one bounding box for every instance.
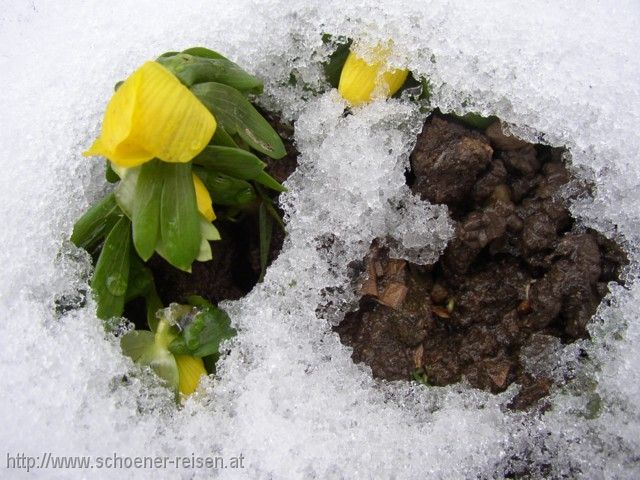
[175,354,207,396]
[193,173,215,222]
[84,61,216,168]
[338,45,409,106]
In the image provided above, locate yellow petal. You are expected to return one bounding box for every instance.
[175,354,207,396]
[338,46,409,106]
[382,67,410,99]
[193,173,216,222]
[84,61,216,168]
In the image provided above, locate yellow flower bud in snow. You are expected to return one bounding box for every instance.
[152,318,207,397]
[175,354,207,396]
[338,45,409,106]
[84,61,216,168]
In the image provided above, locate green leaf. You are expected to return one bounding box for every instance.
[258,202,273,282]
[191,82,286,159]
[181,47,229,61]
[185,295,211,308]
[71,192,122,251]
[393,73,431,102]
[265,200,285,230]
[139,344,179,391]
[202,353,221,374]
[211,125,238,148]
[125,253,155,302]
[452,112,498,130]
[193,145,266,179]
[132,160,164,261]
[105,162,120,183]
[167,338,188,355]
[323,36,352,88]
[121,330,155,362]
[91,216,131,320]
[196,215,222,262]
[114,167,140,218]
[122,322,180,393]
[158,163,201,271]
[157,53,263,94]
[158,51,180,58]
[255,184,285,230]
[253,170,286,192]
[412,367,430,386]
[168,302,236,357]
[202,219,222,242]
[125,253,163,331]
[144,289,163,333]
[196,239,213,263]
[193,168,257,206]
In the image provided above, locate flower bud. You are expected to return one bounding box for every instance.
[338,45,408,105]
[84,61,216,168]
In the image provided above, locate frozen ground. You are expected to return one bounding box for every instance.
[1,1,639,478]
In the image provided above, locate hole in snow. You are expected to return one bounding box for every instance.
[52,113,300,327]
[135,113,297,314]
[335,111,627,410]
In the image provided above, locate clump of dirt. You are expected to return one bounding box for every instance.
[140,115,297,307]
[335,113,626,410]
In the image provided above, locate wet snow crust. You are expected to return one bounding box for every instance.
[1,1,639,478]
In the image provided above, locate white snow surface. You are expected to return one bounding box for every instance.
[1,1,639,478]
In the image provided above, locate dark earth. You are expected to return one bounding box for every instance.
[334,112,626,410]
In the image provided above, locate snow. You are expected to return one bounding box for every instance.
[1,0,639,478]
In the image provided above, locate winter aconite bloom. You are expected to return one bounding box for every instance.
[175,354,207,396]
[84,61,216,168]
[338,45,409,106]
[120,320,207,398]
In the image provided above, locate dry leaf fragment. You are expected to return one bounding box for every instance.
[414,344,424,369]
[431,306,451,319]
[379,282,408,308]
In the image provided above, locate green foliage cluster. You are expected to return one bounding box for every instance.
[72,47,289,385]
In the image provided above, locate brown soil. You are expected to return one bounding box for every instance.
[138,114,298,308]
[335,113,626,410]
